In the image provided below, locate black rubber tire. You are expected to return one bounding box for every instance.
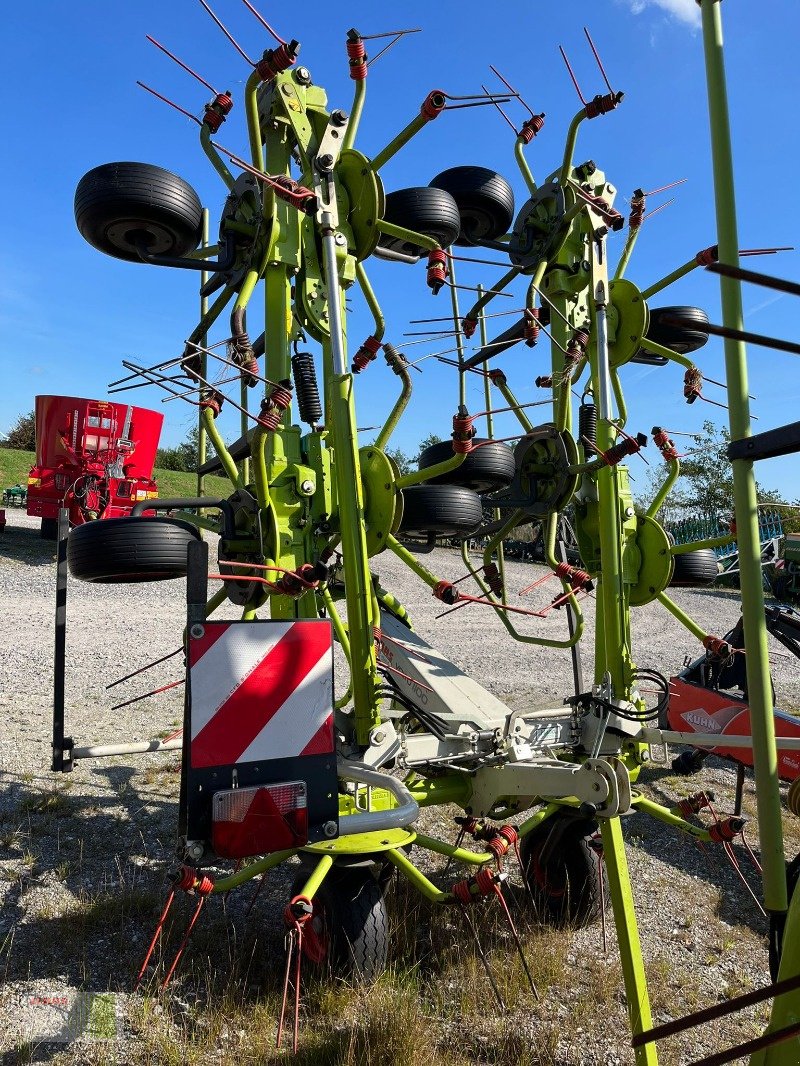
[67,516,200,582]
[417,439,515,493]
[378,187,461,257]
[399,485,484,538]
[519,815,609,927]
[772,571,792,602]
[292,867,388,982]
[75,162,203,263]
[669,548,719,588]
[40,518,59,540]
[645,305,710,355]
[428,166,515,246]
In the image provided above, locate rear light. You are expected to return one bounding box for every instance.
[211,781,308,858]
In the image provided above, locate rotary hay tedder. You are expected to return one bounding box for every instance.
[50,2,800,1061]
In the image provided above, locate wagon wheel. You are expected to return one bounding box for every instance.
[428,166,515,246]
[632,305,710,364]
[378,187,461,257]
[74,162,203,263]
[417,439,516,494]
[291,867,388,981]
[669,548,719,587]
[398,485,484,538]
[67,516,200,582]
[519,813,609,927]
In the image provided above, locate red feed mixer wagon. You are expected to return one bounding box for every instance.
[26,395,163,538]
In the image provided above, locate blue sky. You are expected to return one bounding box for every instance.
[3,0,800,503]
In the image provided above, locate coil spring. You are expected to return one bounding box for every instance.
[346,33,367,80]
[684,366,703,404]
[578,401,597,446]
[628,189,646,229]
[462,317,477,339]
[518,113,545,144]
[523,308,540,347]
[203,92,233,133]
[255,41,297,83]
[535,375,552,388]
[451,867,498,905]
[258,383,292,430]
[652,427,679,462]
[566,329,589,364]
[676,791,715,817]
[291,352,322,425]
[484,562,503,598]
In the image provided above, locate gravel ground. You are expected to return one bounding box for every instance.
[2,507,800,1064]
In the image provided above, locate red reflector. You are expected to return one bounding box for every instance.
[211,782,308,858]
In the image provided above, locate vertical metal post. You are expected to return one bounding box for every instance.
[51,508,71,772]
[699,0,786,915]
[197,208,209,501]
[601,817,657,1065]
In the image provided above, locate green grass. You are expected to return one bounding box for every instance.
[0,447,230,500]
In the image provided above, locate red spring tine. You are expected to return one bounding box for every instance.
[145,35,220,95]
[239,0,286,44]
[489,64,535,117]
[481,83,519,136]
[137,82,202,125]
[197,0,254,65]
[583,26,614,94]
[643,177,688,198]
[559,45,587,105]
[642,198,675,224]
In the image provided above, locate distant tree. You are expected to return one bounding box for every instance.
[415,432,444,461]
[386,447,413,477]
[3,411,36,451]
[156,425,201,472]
[638,419,790,524]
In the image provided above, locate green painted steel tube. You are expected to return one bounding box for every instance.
[343,77,366,152]
[611,370,628,430]
[464,512,585,650]
[700,0,786,917]
[375,219,439,253]
[492,376,534,432]
[185,283,237,362]
[614,225,641,282]
[479,293,506,586]
[396,449,467,489]
[631,794,712,840]
[374,584,413,628]
[515,136,537,195]
[641,258,697,301]
[200,123,235,188]
[386,534,442,592]
[671,533,735,554]
[414,834,493,866]
[329,370,380,745]
[198,209,210,500]
[355,262,385,343]
[384,846,451,903]
[294,854,335,899]
[646,457,679,520]
[212,849,298,893]
[637,338,695,370]
[449,258,467,408]
[517,802,562,838]
[320,587,354,708]
[250,427,272,513]
[656,590,708,644]
[374,362,412,452]
[245,70,265,170]
[601,817,657,1065]
[559,111,586,188]
[371,104,439,171]
[202,407,243,488]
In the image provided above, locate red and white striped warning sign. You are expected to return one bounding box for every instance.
[188,621,334,769]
